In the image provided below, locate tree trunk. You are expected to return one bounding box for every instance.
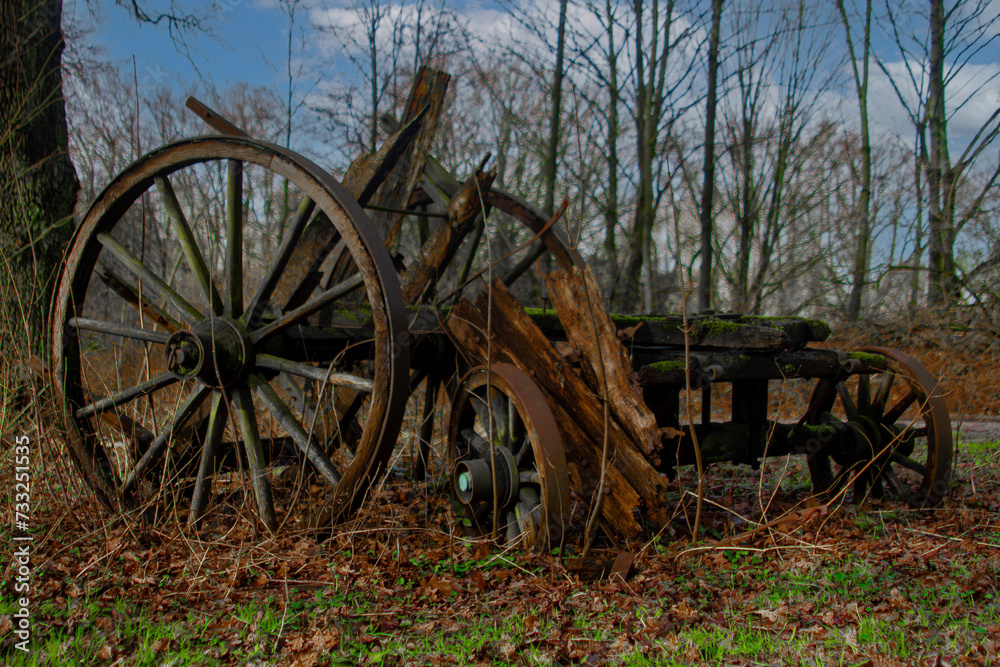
[602,0,620,279]
[733,116,754,313]
[839,0,872,322]
[697,0,723,312]
[543,0,568,220]
[0,0,78,355]
[926,0,954,310]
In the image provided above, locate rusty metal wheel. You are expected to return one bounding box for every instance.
[448,363,569,552]
[51,135,409,533]
[805,347,952,507]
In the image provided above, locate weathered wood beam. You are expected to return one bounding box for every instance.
[546,267,662,461]
[367,67,451,235]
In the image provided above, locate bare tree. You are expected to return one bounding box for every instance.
[618,0,700,312]
[716,0,834,315]
[697,0,724,312]
[878,0,1000,311]
[837,0,874,321]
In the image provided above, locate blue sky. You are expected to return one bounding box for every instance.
[65,0,1000,169]
[67,0,294,94]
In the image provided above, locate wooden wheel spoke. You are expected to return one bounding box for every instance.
[255,354,374,392]
[505,510,519,540]
[457,219,485,287]
[97,234,202,323]
[519,485,540,507]
[890,452,928,475]
[518,470,541,485]
[883,389,919,425]
[801,379,835,427]
[882,466,912,505]
[69,317,170,344]
[514,437,532,465]
[857,375,872,414]
[490,393,510,446]
[121,385,211,492]
[470,395,492,439]
[232,386,278,532]
[837,382,859,421]
[250,374,342,487]
[226,159,244,317]
[189,391,228,525]
[156,176,223,315]
[75,372,177,420]
[250,274,364,343]
[460,428,490,457]
[244,196,316,324]
[96,264,181,332]
[872,372,895,418]
[502,241,547,287]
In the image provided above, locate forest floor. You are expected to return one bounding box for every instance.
[2,332,999,666]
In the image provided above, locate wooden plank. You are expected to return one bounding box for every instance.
[634,348,883,386]
[342,108,429,208]
[546,267,662,461]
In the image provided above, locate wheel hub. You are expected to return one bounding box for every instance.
[165,318,254,387]
[453,445,519,509]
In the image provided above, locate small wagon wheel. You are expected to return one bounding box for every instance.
[51,135,409,533]
[448,363,569,551]
[483,188,583,276]
[804,347,952,507]
[395,185,583,479]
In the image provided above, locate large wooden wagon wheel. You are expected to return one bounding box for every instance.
[51,136,409,533]
[448,363,569,551]
[804,347,952,507]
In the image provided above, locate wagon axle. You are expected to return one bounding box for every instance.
[453,446,519,508]
[164,318,255,386]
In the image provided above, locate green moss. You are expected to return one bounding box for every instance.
[522,307,564,330]
[694,319,743,337]
[647,360,687,374]
[848,351,886,366]
[740,315,832,341]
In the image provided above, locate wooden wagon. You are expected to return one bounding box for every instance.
[51,69,952,551]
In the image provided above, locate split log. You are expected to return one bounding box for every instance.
[474,279,668,529]
[443,296,644,538]
[546,267,662,462]
[552,403,644,539]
